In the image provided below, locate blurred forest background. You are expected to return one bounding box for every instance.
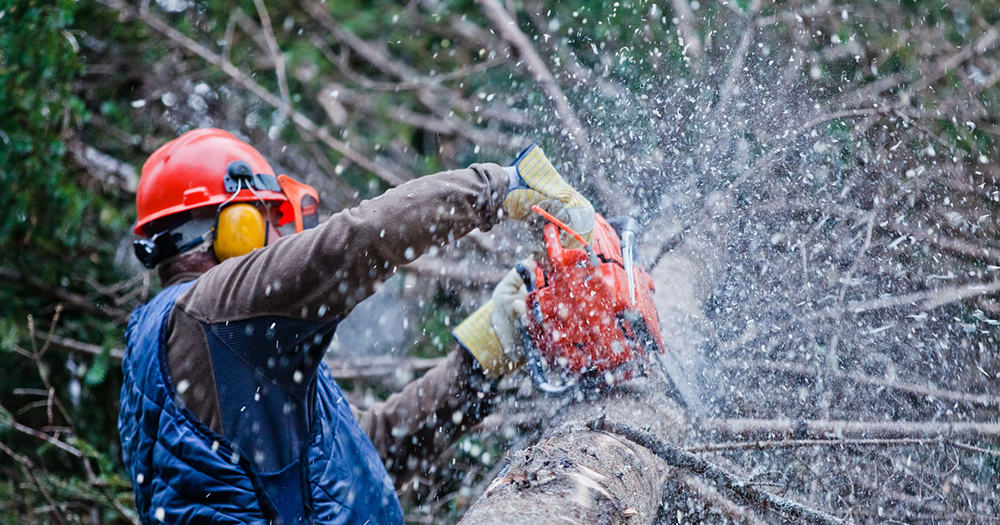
[2,0,1000,522]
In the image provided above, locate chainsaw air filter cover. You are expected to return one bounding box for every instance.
[524,214,666,390]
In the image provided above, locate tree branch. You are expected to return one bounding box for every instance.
[669,0,703,63]
[326,355,446,380]
[718,359,1000,408]
[0,267,129,321]
[36,334,125,361]
[1,414,84,459]
[0,442,68,525]
[252,0,291,104]
[688,437,1000,457]
[94,0,406,186]
[475,0,615,205]
[592,417,846,525]
[700,418,1000,441]
[814,278,1000,318]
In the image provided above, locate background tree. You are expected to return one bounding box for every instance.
[2,0,999,523]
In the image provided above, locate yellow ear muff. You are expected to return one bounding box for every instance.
[214,203,266,262]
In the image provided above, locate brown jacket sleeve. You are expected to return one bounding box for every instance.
[165,163,508,436]
[175,163,509,323]
[355,348,498,488]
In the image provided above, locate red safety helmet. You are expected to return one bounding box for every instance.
[135,128,293,235]
[133,128,320,268]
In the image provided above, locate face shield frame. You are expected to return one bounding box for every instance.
[220,161,320,237]
[276,174,320,235]
[222,161,319,234]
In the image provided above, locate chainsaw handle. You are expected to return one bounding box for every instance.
[542,223,563,266]
[515,262,535,294]
[514,262,576,395]
[526,349,576,395]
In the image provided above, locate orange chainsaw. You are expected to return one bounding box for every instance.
[516,207,666,394]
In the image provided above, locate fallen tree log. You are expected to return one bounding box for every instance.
[458,371,690,524]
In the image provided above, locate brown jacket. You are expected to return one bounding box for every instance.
[163,163,509,485]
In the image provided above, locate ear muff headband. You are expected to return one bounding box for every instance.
[214,203,267,262]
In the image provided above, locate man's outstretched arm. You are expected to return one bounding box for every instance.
[176,163,509,324]
[355,348,498,488]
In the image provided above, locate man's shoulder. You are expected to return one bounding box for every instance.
[131,279,199,329]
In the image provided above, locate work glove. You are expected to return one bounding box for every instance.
[452,262,534,378]
[504,143,595,248]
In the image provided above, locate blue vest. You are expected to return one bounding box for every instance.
[118,282,403,524]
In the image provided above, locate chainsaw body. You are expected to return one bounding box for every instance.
[520,214,666,393]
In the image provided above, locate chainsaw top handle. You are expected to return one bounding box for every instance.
[531,204,600,267]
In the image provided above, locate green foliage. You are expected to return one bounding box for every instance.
[0,0,133,289]
[84,346,111,386]
[414,291,464,358]
[0,0,82,248]
[0,1,137,522]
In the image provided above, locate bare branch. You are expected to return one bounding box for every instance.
[0,267,129,321]
[798,202,1000,265]
[718,359,1000,408]
[35,334,125,361]
[669,0,703,63]
[713,28,753,119]
[700,418,1000,441]
[813,278,1000,318]
[521,2,632,102]
[688,437,1000,457]
[253,0,291,104]
[475,0,615,204]
[1,414,85,458]
[94,0,406,186]
[593,417,847,525]
[67,139,139,193]
[303,0,418,80]
[325,355,446,380]
[675,475,770,525]
[0,442,68,525]
[303,5,527,152]
[909,25,999,95]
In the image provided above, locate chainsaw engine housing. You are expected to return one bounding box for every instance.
[523,214,665,389]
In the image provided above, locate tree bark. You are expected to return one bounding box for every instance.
[458,372,690,524]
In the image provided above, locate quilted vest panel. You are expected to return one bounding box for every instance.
[119,282,403,524]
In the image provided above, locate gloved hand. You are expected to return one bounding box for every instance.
[504,143,594,248]
[452,262,534,378]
